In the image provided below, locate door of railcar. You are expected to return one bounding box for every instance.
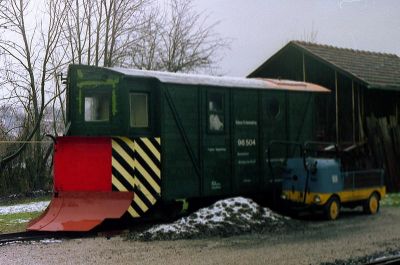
[203,88,231,196]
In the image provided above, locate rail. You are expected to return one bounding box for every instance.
[0,231,96,245]
[365,254,400,265]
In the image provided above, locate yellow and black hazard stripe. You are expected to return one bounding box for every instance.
[111,136,161,218]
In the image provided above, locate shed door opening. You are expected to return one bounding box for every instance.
[130,93,149,128]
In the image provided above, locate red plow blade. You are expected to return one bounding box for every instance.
[27,191,133,232]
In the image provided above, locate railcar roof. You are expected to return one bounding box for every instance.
[110,67,330,93]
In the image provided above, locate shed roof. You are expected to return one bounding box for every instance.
[249,41,400,90]
[110,67,329,93]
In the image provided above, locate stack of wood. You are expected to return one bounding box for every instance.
[366,115,400,192]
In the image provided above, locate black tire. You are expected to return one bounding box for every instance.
[363,193,380,215]
[324,196,340,220]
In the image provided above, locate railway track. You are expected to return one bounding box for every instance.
[0,216,167,246]
[0,231,96,245]
[365,254,400,265]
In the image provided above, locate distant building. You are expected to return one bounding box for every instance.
[248,41,400,144]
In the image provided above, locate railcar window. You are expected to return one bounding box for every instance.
[208,93,224,132]
[130,93,149,128]
[84,94,110,121]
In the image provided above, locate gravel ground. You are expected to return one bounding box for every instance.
[1,207,400,265]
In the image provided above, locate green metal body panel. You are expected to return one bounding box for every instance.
[66,65,320,202]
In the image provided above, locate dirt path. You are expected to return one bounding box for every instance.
[2,207,400,265]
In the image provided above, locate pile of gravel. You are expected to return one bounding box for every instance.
[131,197,290,241]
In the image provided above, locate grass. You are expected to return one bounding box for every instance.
[0,211,43,233]
[0,195,50,234]
[381,193,400,207]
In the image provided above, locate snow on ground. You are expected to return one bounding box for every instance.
[0,201,50,215]
[9,219,30,224]
[135,197,290,241]
[39,239,63,244]
[381,193,400,207]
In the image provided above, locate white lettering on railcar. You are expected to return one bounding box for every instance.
[211,180,222,190]
[238,159,256,165]
[237,139,256,147]
[207,147,227,152]
[235,120,257,126]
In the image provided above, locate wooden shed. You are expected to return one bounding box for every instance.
[249,41,400,190]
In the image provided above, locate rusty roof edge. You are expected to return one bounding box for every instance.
[254,78,331,93]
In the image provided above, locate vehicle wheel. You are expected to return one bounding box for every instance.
[324,197,340,220]
[363,193,380,215]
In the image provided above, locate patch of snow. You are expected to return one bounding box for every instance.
[110,67,329,93]
[0,201,50,215]
[9,219,30,224]
[135,197,289,240]
[0,240,24,246]
[40,239,62,244]
[0,239,63,247]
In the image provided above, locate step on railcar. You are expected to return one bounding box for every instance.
[28,65,329,231]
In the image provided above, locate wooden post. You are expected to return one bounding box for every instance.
[352,80,356,143]
[335,71,339,144]
[359,87,364,140]
[302,52,306,81]
[358,85,362,140]
[396,102,398,121]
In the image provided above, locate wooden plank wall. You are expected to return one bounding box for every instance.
[366,115,400,192]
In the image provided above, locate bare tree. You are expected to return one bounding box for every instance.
[61,0,151,67]
[0,0,68,169]
[126,0,228,73]
[61,0,228,72]
[0,0,228,194]
[300,21,318,43]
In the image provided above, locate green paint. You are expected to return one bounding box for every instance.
[176,198,189,213]
[78,89,83,114]
[74,67,121,117]
[77,78,119,89]
[112,89,117,116]
[77,69,84,79]
[76,68,120,89]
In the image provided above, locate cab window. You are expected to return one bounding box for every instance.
[130,93,149,128]
[84,94,110,121]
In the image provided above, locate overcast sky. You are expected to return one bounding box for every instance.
[193,0,400,76]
